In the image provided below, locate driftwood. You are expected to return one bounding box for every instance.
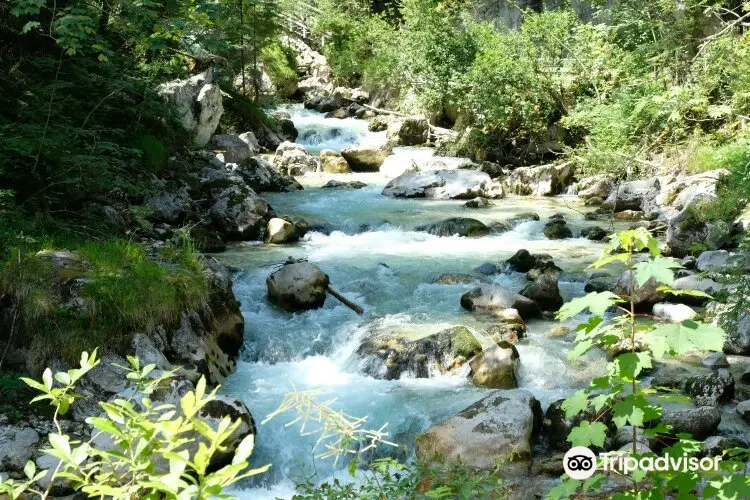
[326,286,364,315]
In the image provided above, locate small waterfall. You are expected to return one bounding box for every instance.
[275,104,386,154]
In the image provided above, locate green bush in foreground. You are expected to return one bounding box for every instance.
[0,350,269,499]
[549,228,750,498]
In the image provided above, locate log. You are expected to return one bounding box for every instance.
[326,286,364,315]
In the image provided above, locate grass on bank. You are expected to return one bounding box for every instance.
[0,234,208,374]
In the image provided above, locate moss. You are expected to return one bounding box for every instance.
[448,326,482,360]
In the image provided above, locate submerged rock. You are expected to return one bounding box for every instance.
[461,284,541,320]
[266,262,330,312]
[415,218,490,237]
[469,342,520,389]
[415,389,543,471]
[464,197,493,209]
[432,273,476,284]
[580,226,607,241]
[357,326,483,380]
[322,180,367,189]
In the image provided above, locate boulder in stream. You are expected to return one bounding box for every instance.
[415,389,543,472]
[461,284,541,320]
[266,262,330,312]
[341,144,392,171]
[386,117,429,146]
[543,218,572,239]
[520,274,563,312]
[209,185,273,241]
[266,218,299,244]
[661,406,721,440]
[320,150,351,173]
[382,169,500,200]
[502,162,575,196]
[357,326,483,379]
[415,217,490,237]
[603,178,661,213]
[469,342,519,389]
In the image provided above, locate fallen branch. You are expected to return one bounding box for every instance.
[326,286,364,315]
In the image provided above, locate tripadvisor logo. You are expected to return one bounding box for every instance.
[563,446,722,480]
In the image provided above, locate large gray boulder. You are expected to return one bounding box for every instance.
[148,186,192,224]
[665,209,734,258]
[210,134,254,164]
[718,311,750,355]
[577,174,615,200]
[319,150,351,173]
[461,284,541,320]
[656,169,729,212]
[266,262,330,312]
[415,389,542,471]
[234,157,302,193]
[341,144,392,171]
[209,186,273,241]
[266,218,299,244]
[662,406,721,440]
[502,162,575,196]
[520,274,563,311]
[415,218,490,237]
[274,142,318,176]
[0,427,40,472]
[469,343,519,389]
[357,326,483,380]
[383,169,500,200]
[158,70,223,146]
[386,117,429,146]
[603,178,661,213]
[683,369,735,407]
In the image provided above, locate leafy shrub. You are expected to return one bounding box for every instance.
[0,351,269,499]
[549,228,749,498]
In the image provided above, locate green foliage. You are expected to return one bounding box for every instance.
[293,455,508,499]
[551,228,750,498]
[0,236,207,372]
[0,351,270,499]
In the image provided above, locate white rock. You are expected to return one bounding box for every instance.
[652,303,697,322]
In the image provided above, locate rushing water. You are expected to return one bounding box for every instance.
[220,106,618,498]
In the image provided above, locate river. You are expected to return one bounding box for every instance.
[219,105,619,497]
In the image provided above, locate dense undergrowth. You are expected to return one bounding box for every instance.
[313,0,750,222]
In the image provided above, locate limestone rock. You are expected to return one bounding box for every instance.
[461,284,541,320]
[662,406,721,440]
[266,218,299,244]
[158,71,223,146]
[469,342,520,389]
[357,326,483,380]
[210,134,253,164]
[341,144,392,171]
[415,389,543,471]
[502,162,575,196]
[386,117,429,146]
[320,150,351,173]
[382,169,498,200]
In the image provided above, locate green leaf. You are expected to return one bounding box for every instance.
[232,434,255,465]
[633,256,681,287]
[567,420,607,448]
[42,369,53,390]
[614,352,652,380]
[649,320,725,356]
[23,460,36,480]
[558,291,622,319]
[568,339,593,360]
[48,433,71,457]
[562,390,589,419]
